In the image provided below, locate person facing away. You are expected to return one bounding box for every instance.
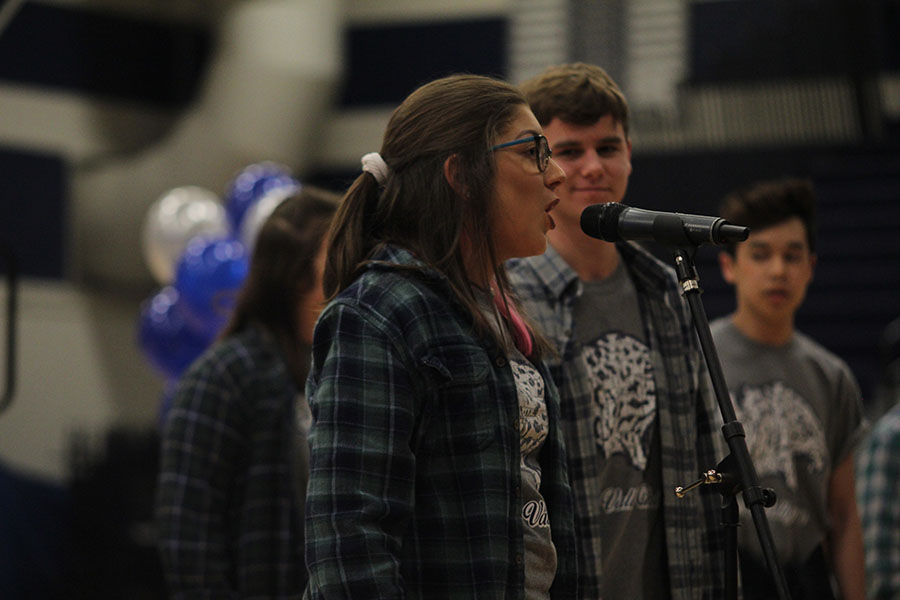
[710,177,866,600]
[856,394,900,599]
[303,73,578,599]
[506,62,728,600]
[155,186,339,599]
[855,314,900,599]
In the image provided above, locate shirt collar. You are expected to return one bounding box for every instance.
[511,241,674,302]
[509,244,580,301]
[364,243,451,286]
[616,241,674,299]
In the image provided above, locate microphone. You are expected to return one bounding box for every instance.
[580,202,749,247]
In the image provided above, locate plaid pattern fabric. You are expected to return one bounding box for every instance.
[304,245,578,599]
[508,243,727,600]
[156,327,306,599]
[856,402,900,598]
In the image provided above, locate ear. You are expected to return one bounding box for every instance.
[442,154,454,185]
[719,251,736,285]
[624,137,633,177]
[443,153,464,196]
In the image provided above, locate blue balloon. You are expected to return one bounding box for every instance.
[224,162,298,231]
[137,286,213,380]
[174,236,249,338]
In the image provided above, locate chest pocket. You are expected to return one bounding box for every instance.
[418,343,500,454]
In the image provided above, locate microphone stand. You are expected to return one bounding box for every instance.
[669,244,791,600]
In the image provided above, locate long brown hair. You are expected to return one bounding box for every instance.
[223,186,339,384]
[324,73,548,357]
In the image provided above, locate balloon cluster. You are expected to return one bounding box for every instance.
[137,162,301,385]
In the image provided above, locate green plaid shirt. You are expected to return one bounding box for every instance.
[856,401,900,598]
[304,245,578,599]
[508,243,727,600]
[156,326,307,599]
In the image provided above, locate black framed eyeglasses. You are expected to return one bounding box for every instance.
[490,134,552,173]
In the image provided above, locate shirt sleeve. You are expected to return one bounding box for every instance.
[304,301,418,599]
[155,359,248,599]
[830,364,868,466]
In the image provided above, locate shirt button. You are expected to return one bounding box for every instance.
[515,554,523,565]
[494,356,507,368]
[513,418,520,430]
[514,485,521,497]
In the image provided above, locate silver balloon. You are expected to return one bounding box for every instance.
[238,182,301,253]
[141,186,229,285]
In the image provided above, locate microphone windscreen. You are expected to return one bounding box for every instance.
[580,202,628,242]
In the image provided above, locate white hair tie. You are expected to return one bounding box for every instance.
[360,152,390,185]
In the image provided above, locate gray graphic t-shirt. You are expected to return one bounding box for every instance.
[510,352,557,600]
[710,317,866,565]
[572,262,668,600]
[477,292,557,599]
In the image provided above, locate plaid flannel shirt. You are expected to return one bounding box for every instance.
[304,245,578,599]
[156,326,307,599]
[856,401,900,598]
[508,242,727,600]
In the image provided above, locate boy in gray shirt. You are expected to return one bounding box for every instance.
[711,178,866,600]
[509,62,726,600]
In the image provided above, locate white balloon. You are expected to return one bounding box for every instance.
[238,182,301,253]
[141,186,229,285]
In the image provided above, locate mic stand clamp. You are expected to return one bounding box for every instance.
[675,454,777,599]
[670,246,791,600]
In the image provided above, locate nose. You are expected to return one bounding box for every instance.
[769,255,788,278]
[580,150,604,178]
[544,158,566,189]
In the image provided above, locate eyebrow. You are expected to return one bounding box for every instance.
[552,135,624,148]
[747,240,806,249]
[515,129,542,139]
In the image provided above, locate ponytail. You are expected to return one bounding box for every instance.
[323,171,382,299]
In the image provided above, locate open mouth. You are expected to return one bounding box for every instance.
[545,198,559,229]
